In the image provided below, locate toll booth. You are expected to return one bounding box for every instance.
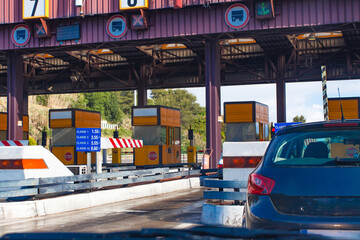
[49,109,101,165]
[224,101,269,142]
[132,106,181,166]
[0,112,29,140]
[328,97,360,120]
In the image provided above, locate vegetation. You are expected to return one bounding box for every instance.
[148,89,206,151]
[16,89,206,151]
[293,115,306,123]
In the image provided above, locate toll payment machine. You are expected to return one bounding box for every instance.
[49,109,101,165]
[0,112,29,140]
[132,106,181,166]
[224,101,269,142]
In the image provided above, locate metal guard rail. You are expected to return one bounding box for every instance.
[202,179,247,203]
[0,168,213,200]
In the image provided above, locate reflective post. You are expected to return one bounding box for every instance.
[96,151,102,174]
[87,152,91,174]
[102,149,107,164]
[7,53,24,140]
[205,38,222,169]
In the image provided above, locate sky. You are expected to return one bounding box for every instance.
[185,80,360,124]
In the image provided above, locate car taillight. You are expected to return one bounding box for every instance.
[223,157,261,168]
[217,164,223,168]
[248,173,275,195]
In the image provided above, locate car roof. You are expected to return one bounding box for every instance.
[276,119,360,136]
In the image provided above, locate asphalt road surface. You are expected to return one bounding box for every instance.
[0,188,205,237]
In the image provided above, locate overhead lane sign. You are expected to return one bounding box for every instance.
[106,15,128,39]
[11,24,31,47]
[225,4,250,30]
[23,0,49,19]
[120,0,149,10]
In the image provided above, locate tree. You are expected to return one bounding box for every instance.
[76,92,124,124]
[148,89,202,129]
[293,115,306,123]
[118,91,134,116]
[149,89,205,151]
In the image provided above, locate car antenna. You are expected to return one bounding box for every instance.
[338,88,345,122]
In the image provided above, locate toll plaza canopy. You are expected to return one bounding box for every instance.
[1,0,360,168]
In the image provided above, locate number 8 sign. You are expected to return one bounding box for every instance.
[23,0,49,20]
[120,0,148,10]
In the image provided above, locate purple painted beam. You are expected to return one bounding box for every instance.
[1,0,360,51]
[7,53,24,140]
[205,38,221,169]
[0,0,241,24]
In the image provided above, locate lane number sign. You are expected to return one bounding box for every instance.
[120,0,148,10]
[11,24,31,47]
[23,0,49,20]
[225,4,250,29]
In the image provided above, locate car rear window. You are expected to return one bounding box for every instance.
[268,130,360,166]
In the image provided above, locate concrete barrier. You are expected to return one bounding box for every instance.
[201,203,244,227]
[0,177,200,220]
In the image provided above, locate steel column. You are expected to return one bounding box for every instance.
[276,55,286,123]
[7,53,24,140]
[205,38,221,168]
[137,65,147,106]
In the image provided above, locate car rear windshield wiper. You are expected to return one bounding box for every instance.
[334,157,360,165]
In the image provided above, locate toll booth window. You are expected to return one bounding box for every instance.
[134,126,167,145]
[168,127,174,145]
[255,123,260,141]
[174,127,181,145]
[161,127,167,145]
[52,128,77,146]
[264,124,269,141]
[226,123,256,141]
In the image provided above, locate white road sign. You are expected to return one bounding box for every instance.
[120,0,148,10]
[23,0,49,19]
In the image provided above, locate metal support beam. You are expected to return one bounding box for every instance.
[137,65,147,106]
[7,53,24,140]
[205,38,221,168]
[276,55,286,123]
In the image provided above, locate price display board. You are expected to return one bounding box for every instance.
[76,128,101,152]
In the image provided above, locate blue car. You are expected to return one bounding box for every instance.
[243,120,360,234]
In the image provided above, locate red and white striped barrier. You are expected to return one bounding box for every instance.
[0,140,29,146]
[101,138,143,149]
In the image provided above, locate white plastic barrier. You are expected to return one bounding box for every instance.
[222,141,269,181]
[223,141,270,158]
[0,146,73,183]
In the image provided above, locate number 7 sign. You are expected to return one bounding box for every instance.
[23,0,49,19]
